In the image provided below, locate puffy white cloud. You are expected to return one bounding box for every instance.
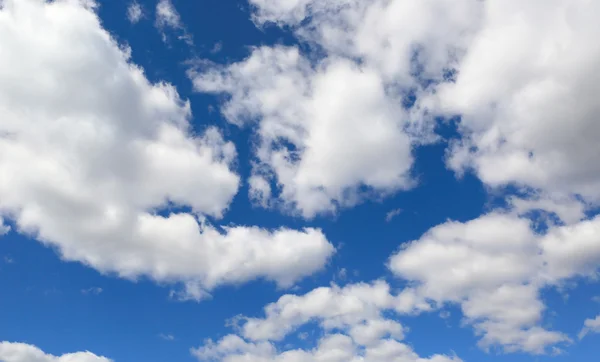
[436,0,600,204]
[0,342,110,362]
[155,0,192,45]
[126,1,143,24]
[192,282,460,362]
[243,0,600,212]
[389,212,600,353]
[193,0,493,217]
[192,46,414,218]
[0,0,334,295]
[578,315,600,340]
[239,281,399,341]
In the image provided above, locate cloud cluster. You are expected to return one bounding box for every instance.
[389,212,600,353]
[0,342,110,362]
[192,281,459,362]
[0,0,334,297]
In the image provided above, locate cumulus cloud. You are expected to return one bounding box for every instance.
[127,1,143,24]
[192,281,460,362]
[190,0,494,218]
[155,0,193,45]
[0,0,334,296]
[389,212,600,353]
[192,47,415,218]
[434,0,600,205]
[0,342,110,362]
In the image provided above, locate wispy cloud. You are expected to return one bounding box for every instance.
[159,333,175,341]
[127,1,144,24]
[81,287,103,296]
[155,0,193,45]
[385,208,402,222]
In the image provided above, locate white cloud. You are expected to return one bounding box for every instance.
[434,0,600,205]
[155,0,193,45]
[385,209,402,222]
[578,315,600,340]
[0,0,334,296]
[192,46,415,218]
[389,212,600,353]
[127,1,143,24]
[0,342,110,362]
[81,287,103,295]
[239,281,399,341]
[192,282,460,362]
[160,333,176,341]
[192,0,499,218]
[508,194,586,226]
[240,0,600,213]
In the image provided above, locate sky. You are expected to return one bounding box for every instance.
[0,0,600,361]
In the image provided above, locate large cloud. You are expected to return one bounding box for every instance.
[192,47,414,217]
[389,213,600,353]
[434,0,600,203]
[191,0,489,217]
[237,0,600,211]
[0,342,110,362]
[192,281,460,362]
[0,0,334,296]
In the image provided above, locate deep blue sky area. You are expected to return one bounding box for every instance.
[0,1,599,362]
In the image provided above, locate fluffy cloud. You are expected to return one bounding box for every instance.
[0,0,334,295]
[193,46,414,218]
[192,0,490,218]
[389,212,600,353]
[246,0,600,208]
[192,282,460,362]
[435,0,600,204]
[0,342,110,362]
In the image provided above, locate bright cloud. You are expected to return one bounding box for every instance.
[192,281,460,362]
[0,342,111,362]
[389,212,600,353]
[0,0,334,296]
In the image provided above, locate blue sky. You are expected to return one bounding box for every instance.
[1,0,600,361]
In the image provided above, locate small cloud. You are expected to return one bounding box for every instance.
[169,281,212,302]
[4,256,14,264]
[439,310,451,319]
[298,332,309,340]
[155,0,193,46]
[210,42,223,54]
[592,296,600,303]
[159,333,175,341]
[81,287,103,296]
[337,268,347,281]
[127,1,144,24]
[385,208,402,222]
